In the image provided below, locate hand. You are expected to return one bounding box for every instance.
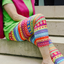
[22,17,27,20]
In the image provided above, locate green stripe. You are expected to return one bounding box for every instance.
[23,0,33,16]
[50,48,56,51]
[36,18,45,24]
[50,50,59,54]
[49,44,54,47]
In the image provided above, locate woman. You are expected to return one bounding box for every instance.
[2,0,64,64]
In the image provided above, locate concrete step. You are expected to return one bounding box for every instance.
[46,19,64,36]
[35,6,64,18]
[0,36,64,58]
[0,55,42,64]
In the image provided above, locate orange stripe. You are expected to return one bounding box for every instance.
[34,36,49,45]
[34,39,37,46]
[24,19,31,37]
[18,22,26,40]
[49,46,56,50]
[33,14,41,28]
[50,49,58,53]
[35,36,49,41]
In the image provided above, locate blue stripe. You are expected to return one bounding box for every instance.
[35,32,48,38]
[27,17,32,34]
[15,25,23,41]
[30,35,35,44]
[13,27,19,41]
[32,37,35,44]
[58,59,64,64]
[34,29,48,35]
[55,57,64,62]
[30,35,33,42]
[55,57,64,64]
[49,40,52,44]
[55,59,64,64]
[31,35,35,44]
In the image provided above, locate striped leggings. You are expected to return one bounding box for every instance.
[9,14,64,64]
[9,14,51,47]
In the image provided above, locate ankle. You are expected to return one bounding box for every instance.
[42,58,54,64]
[43,56,51,61]
[42,52,51,59]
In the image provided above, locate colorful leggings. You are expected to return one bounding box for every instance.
[9,14,49,47]
[9,14,64,64]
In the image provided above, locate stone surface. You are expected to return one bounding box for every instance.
[0,39,42,57]
[0,37,64,57]
[35,6,64,18]
[47,19,64,36]
[0,55,42,64]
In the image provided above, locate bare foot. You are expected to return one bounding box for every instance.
[42,58,54,64]
[59,61,64,64]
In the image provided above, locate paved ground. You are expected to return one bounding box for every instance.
[0,55,42,64]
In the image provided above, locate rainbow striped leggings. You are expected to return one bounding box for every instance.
[9,14,51,47]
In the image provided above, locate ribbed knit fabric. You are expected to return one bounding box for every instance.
[49,39,64,64]
[9,14,49,47]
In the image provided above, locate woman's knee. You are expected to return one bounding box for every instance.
[34,13,46,23]
[35,13,45,17]
[30,13,46,28]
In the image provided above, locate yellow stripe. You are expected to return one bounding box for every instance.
[30,17,34,33]
[49,46,56,50]
[33,14,42,28]
[52,54,63,62]
[11,30,17,41]
[34,25,47,32]
[28,37,31,42]
[36,38,49,42]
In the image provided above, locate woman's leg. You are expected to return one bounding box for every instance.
[28,35,64,64]
[25,14,54,64]
[49,39,64,64]
[26,14,64,64]
[9,13,64,64]
[9,13,53,64]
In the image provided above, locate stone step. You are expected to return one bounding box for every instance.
[0,36,64,58]
[35,6,64,18]
[46,19,64,36]
[0,55,42,64]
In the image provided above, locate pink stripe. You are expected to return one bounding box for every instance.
[36,16,45,23]
[50,49,58,53]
